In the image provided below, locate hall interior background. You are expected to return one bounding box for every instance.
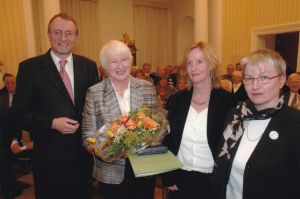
[0,0,299,81]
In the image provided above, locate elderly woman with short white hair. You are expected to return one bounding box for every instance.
[82,40,158,199]
[211,49,300,199]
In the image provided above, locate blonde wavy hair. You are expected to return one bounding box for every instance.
[181,41,221,89]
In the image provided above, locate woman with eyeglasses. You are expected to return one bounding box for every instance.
[210,49,300,199]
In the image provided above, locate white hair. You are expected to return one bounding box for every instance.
[99,40,133,69]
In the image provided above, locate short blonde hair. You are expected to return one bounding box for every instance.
[99,40,133,69]
[240,49,286,78]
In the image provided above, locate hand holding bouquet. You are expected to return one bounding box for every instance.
[87,107,168,162]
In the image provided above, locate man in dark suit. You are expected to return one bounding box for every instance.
[0,74,21,199]
[232,70,248,103]
[12,13,99,199]
[285,73,300,110]
[0,73,14,95]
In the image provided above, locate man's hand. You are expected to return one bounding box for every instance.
[11,143,22,154]
[51,117,79,134]
[167,184,179,191]
[26,141,34,150]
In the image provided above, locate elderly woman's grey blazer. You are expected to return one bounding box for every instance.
[82,77,158,184]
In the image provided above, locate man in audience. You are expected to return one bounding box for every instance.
[0,73,14,95]
[165,65,178,87]
[142,62,152,76]
[235,62,243,72]
[177,78,188,91]
[232,70,248,103]
[0,74,22,199]
[12,13,99,199]
[142,63,161,86]
[286,73,300,109]
[222,64,234,81]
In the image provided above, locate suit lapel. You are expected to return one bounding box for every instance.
[130,77,143,111]
[41,51,74,105]
[174,90,192,148]
[103,79,122,121]
[73,55,84,106]
[0,93,10,109]
[207,90,218,143]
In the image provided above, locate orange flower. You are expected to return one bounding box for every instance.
[144,116,158,130]
[110,121,120,132]
[120,116,129,124]
[125,118,137,130]
[137,112,146,119]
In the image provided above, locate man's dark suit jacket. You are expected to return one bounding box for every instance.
[12,50,99,182]
[233,83,249,104]
[211,104,300,199]
[0,92,19,199]
[0,93,13,147]
[162,88,235,186]
[0,87,7,95]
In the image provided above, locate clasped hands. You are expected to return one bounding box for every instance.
[11,141,34,154]
[52,117,79,134]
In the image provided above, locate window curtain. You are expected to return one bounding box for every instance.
[0,0,28,77]
[60,0,101,65]
[134,5,171,69]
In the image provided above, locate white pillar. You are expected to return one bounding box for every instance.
[22,0,37,57]
[194,0,208,42]
[208,0,223,63]
[41,0,60,52]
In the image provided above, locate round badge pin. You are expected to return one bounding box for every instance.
[269,131,279,140]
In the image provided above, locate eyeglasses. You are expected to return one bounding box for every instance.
[50,30,76,38]
[243,74,282,85]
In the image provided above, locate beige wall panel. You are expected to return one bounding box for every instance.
[172,0,194,64]
[0,0,28,75]
[222,0,300,73]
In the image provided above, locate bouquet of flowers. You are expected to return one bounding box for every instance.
[88,107,168,162]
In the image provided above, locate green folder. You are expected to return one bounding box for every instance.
[128,150,183,178]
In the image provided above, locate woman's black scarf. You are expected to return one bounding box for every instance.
[216,95,285,162]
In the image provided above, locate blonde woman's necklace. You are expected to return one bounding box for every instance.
[192,92,211,105]
[192,98,209,105]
